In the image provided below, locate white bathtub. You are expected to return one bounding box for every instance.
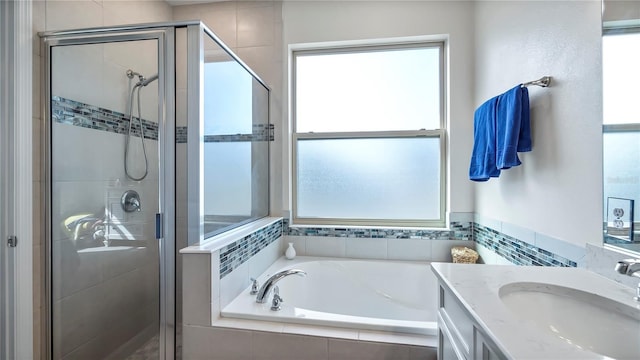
[221,256,438,336]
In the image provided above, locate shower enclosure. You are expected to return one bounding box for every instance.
[42,22,270,359]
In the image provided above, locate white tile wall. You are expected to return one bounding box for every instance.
[182,254,212,327]
[183,325,253,359]
[305,236,346,257]
[220,260,250,309]
[252,332,329,360]
[387,238,432,261]
[345,237,387,259]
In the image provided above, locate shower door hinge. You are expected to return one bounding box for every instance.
[7,235,17,247]
[155,213,163,240]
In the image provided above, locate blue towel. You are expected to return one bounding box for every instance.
[496,85,531,169]
[469,85,532,181]
[517,86,531,152]
[469,97,500,181]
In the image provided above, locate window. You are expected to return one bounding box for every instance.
[292,41,446,227]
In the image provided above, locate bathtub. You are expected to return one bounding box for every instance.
[221,256,438,336]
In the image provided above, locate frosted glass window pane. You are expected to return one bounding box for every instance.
[295,46,441,132]
[603,131,640,218]
[296,138,441,220]
[603,33,640,125]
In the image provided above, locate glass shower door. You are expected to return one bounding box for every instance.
[48,35,166,360]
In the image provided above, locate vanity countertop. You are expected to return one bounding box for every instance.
[430,263,640,359]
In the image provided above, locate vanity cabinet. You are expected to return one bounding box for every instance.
[437,282,506,360]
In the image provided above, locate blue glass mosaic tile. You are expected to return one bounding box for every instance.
[219,219,283,279]
[53,97,274,144]
[474,223,576,267]
[282,218,473,241]
[52,96,159,140]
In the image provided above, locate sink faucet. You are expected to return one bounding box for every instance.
[255,269,306,303]
[614,259,640,301]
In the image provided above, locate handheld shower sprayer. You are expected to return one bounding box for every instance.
[124,69,158,181]
[139,74,158,87]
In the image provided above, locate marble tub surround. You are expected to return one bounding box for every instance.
[431,263,640,359]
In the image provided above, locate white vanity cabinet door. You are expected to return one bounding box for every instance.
[437,282,507,360]
[473,328,505,360]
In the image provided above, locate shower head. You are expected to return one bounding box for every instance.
[126,69,142,80]
[126,69,157,87]
[138,73,158,87]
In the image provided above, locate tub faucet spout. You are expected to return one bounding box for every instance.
[255,269,306,303]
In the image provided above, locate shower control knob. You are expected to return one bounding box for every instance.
[121,190,142,213]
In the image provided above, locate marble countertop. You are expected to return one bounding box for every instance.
[430,263,640,359]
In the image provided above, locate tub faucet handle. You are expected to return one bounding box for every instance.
[250,278,259,295]
[271,286,283,311]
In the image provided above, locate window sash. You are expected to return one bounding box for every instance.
[292,41,446,133]
[292,130,446,228]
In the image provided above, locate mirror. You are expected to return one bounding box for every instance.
[603,1,640,252]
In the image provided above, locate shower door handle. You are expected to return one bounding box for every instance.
[155,213,163,239]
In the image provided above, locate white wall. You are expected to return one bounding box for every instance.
[473,1,603,248]
[281,0,476,216]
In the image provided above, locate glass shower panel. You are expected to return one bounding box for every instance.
[50,39,161,359]
[202,33,269,238]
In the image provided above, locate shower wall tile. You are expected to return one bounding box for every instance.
[236,46,279,85]
[173,2,238,48]
[52,44,104,108]
[45,0,103,31]
[33,1,45,57]
[103,0,172,27]
[237,5,275,48]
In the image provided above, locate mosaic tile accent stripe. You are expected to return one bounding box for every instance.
[52,96,159,140]
[53,97,273,145]
[283,218,473,241]
[176,124,274,144]
[219,219,283,279]
[176,126,188,144]
[474,223,576,267]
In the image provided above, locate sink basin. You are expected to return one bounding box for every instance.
[499,282,640,359]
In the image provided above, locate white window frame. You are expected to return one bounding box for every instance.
[291,40,447,228]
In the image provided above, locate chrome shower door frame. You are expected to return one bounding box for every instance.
[42,26,176,360]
